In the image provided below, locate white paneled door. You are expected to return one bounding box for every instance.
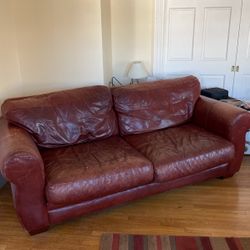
[233,0,250,100]
[154,0,243,95]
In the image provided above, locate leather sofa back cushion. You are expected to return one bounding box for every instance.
[2,86,118,148]
[112,76,201,135]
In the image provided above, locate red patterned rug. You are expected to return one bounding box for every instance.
[100,233,250,250]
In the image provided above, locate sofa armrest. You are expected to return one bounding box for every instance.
[193,96,250,176]
[0,118,49,234]
[0,119,44,184]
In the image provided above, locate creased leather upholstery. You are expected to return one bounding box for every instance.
[49,164,228,225]
[112,76,200,135]
[2,86,118,148]
[41,136,153,208]
[1,76,250,235]
[124,123,234,182]
[193,96,250,176]
[0,118,49,234]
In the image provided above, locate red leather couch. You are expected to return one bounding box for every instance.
[0,76,249,235]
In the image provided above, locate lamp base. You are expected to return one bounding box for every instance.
[130,79,140,84]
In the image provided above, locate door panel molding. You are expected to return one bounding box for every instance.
[202,7,232,61]
[247,28,250,58]
[167,8,196,61]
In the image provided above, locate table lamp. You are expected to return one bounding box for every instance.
[128,61,148,84]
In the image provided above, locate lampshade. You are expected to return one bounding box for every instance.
[128,61,148,80]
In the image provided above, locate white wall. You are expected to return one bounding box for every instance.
[13,0,104,95]
[0,0,154,106]
[0,0,22,103]
[0,0,105,107]
[111,0,154,83]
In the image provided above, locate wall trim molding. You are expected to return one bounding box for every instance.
[153,0,167,75]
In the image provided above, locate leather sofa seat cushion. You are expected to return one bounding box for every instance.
[112,76,200,135]
[124,124,235,182]
[41,136,153,208]
[2,86,118,148]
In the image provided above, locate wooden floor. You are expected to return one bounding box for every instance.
[1,157,250,250]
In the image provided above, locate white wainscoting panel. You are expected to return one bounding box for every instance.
[233,74,250,100]
[199,75,225,89]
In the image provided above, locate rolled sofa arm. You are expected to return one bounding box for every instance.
[193,96,250,176]
[0,118,49,234]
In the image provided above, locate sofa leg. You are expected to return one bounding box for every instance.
[28,226,50,235]
[217,171,237,179]
[217,176,225,180]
